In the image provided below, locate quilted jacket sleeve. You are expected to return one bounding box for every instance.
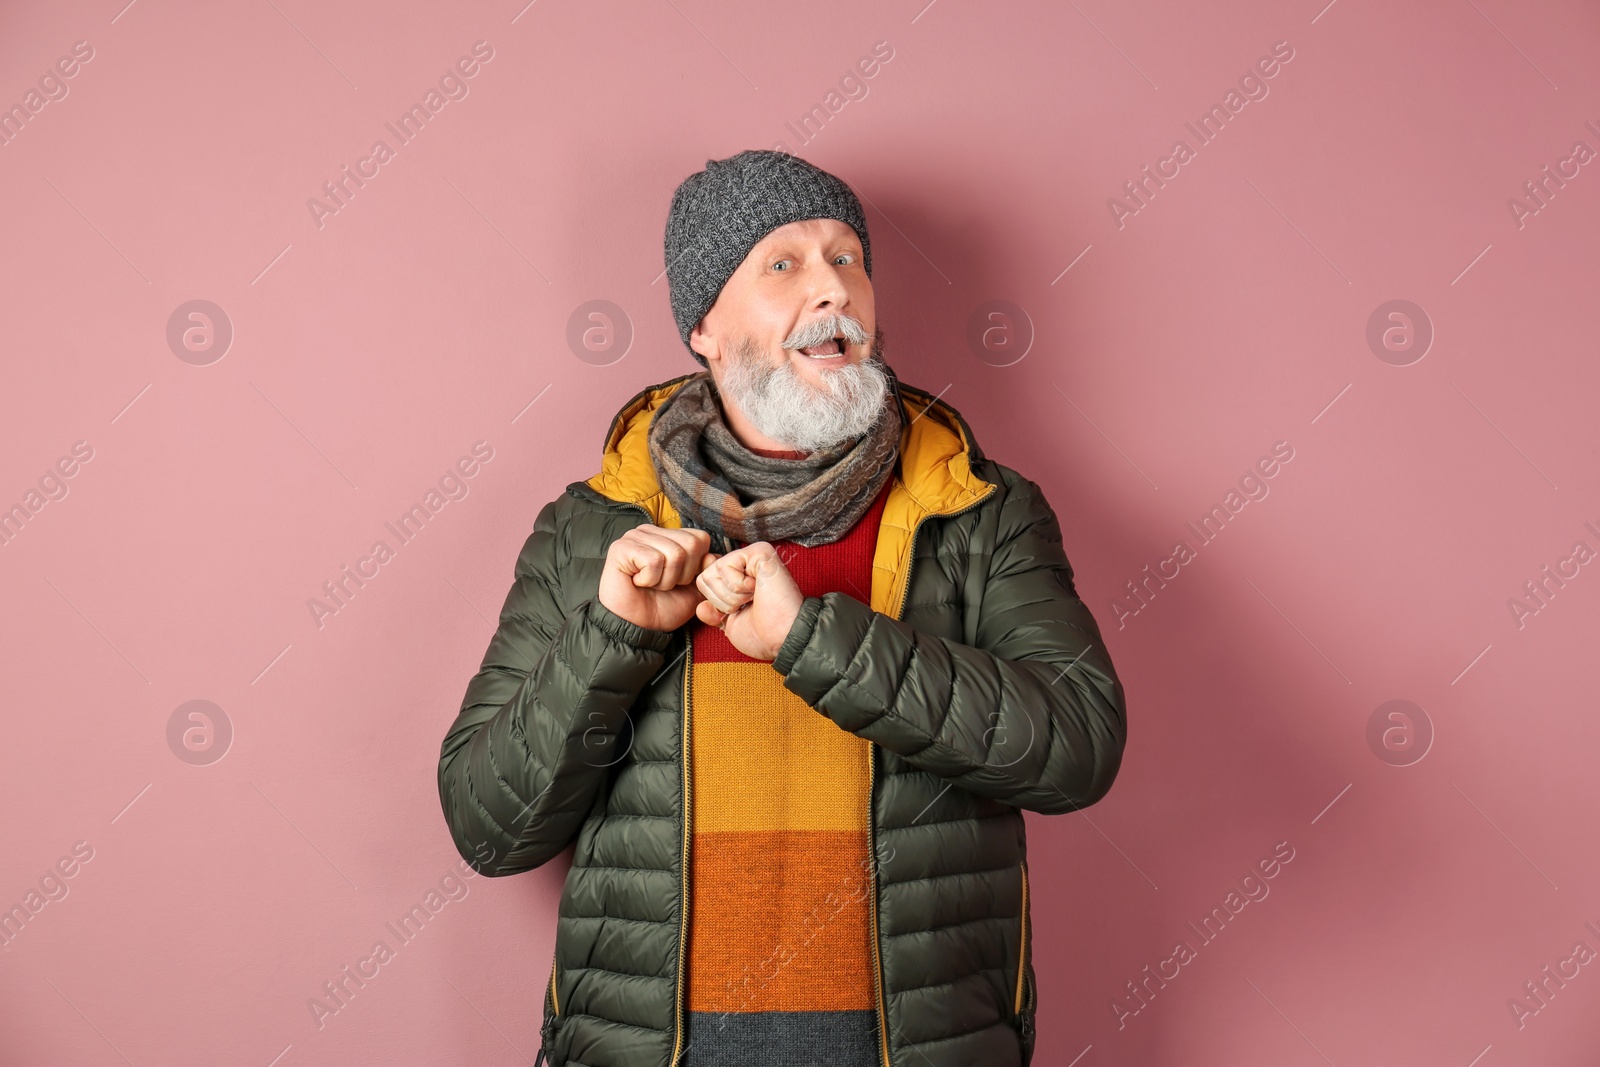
[437,493,674,876]
[771,468,1126,815]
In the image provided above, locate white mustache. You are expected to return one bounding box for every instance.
[783,313,871,350]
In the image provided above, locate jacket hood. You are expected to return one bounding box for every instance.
[580,370,996,528]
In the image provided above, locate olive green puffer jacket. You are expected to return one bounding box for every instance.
[437,373,1127,1067]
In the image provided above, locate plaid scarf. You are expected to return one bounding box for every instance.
[646,365,903,549]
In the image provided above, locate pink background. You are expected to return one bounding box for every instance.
[3,0,1598,1064]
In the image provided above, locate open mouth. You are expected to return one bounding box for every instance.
[799,336,848,358]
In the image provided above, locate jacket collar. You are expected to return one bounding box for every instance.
[579,370,997,614]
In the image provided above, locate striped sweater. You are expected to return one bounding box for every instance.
[682,463,892,1067]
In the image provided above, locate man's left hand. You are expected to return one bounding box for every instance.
[694,542,804,661]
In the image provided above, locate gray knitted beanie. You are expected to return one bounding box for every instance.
[664,149,873,368]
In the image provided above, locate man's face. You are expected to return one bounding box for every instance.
[689,218,877,389]
[690,218,891,451]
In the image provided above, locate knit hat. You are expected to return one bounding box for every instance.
[664,149,873,368]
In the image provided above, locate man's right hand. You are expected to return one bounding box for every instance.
[597,524,715,633]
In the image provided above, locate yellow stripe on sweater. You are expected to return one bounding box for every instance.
[690,660,870,834]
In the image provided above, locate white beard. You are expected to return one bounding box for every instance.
[718,340,892,453]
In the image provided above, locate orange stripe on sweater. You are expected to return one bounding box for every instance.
[687,828,875,1013]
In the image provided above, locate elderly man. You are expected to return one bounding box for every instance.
[437,149,1127,1067]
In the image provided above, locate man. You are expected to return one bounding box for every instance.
[437,149,1127,1067]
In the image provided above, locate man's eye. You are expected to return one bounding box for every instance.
[772,260,791,271]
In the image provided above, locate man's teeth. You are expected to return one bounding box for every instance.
[801,338,844,357]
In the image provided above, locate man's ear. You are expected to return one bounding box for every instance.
[689,320,719,366]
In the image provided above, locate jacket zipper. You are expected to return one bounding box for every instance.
[866,743,889,1067]
[875,477,998,1067]
[1013,859,1029,1016]
[549,953,560,1016]
[671,628,695,1065]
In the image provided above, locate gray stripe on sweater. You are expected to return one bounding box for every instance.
[684,1008,879,1067]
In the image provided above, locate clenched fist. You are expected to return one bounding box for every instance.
[694,541,805,662]
[597,524,715,633]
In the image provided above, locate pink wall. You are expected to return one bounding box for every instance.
[3,0,1598,1063]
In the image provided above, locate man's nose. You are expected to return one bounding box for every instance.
[807,262,851,312]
